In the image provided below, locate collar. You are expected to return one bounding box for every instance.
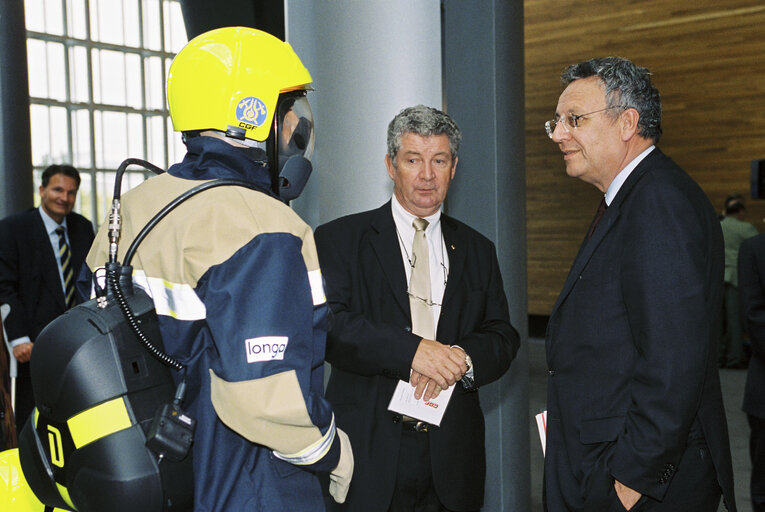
[605,145,655,206]
[390,194,442,237]
[168,135,274,195]
[38,206,66,235]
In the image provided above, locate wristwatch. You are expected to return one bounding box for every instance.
[458,348,476,391]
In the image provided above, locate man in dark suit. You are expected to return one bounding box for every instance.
[0,164,94,431]
[543,57,736,512]
[738,233,765,511]
[315,105,519,512]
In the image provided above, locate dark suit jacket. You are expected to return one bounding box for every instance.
[739,233,765,419]
[315,202,519,512]
[544,148,736,511]
[0,207,94,425]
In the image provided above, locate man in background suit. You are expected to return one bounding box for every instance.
[738,233,765,511]
[543,57,736,511]
[315,105,519,512]
[720,197,758,368]
[0,164,94,430]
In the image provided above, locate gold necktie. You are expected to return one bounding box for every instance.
[409,218,434,339]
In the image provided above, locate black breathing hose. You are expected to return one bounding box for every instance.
[107,264,184,371]
[105,157,266,372]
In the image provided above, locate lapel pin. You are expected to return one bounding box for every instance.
[450,244,455,250]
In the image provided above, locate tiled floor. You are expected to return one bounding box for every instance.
[527,337,751,512]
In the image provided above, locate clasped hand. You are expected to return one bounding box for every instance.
[410,339,467,401]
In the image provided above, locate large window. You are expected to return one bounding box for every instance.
[26,0,187,225]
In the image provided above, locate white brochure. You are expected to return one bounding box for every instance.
[536,409,548,457]
[387,378,455,426]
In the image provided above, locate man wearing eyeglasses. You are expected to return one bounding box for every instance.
[543,57,736,512]
[314,105,519,512]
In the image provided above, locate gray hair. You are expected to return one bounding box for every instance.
[561,57,662,144]
[386,105,462,165]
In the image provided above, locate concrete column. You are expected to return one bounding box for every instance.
[287,0,442,227]
[0,0,34,218]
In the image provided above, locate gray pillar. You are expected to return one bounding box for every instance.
[442,1,529,510]
[0,0,34,218]
[288,0,442,227]
[289,1,529,510]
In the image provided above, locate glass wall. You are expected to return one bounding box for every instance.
[25,0,187,225]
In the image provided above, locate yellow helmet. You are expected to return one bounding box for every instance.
[0,448,65,511]
[167,26,312,143]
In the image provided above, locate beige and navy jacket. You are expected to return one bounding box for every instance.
[86,136,339,511]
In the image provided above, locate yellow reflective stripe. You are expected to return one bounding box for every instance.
[307,269,326,306]
[56,482,75,509]
[133,270,206,320]
[67,397,132,449]
[47,425,65,468]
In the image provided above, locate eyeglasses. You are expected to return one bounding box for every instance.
[544,106,626,139]
[407,291,442,308]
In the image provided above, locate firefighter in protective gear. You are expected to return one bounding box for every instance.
[87,26,352,510]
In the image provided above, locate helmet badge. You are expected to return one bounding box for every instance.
[236,97,268,128]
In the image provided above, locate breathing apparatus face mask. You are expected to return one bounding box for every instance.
[195,93,315,201]
[275,94,314,201]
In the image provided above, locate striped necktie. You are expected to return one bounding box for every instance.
[55,226,76,308]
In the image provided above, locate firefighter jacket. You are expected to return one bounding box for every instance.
[86,135,340,511]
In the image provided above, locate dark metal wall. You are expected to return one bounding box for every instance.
[179,0,283,40]
[0,0,33,218]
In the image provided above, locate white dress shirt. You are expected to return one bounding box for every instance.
[604,145,655,206]
[39,205,70,294]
